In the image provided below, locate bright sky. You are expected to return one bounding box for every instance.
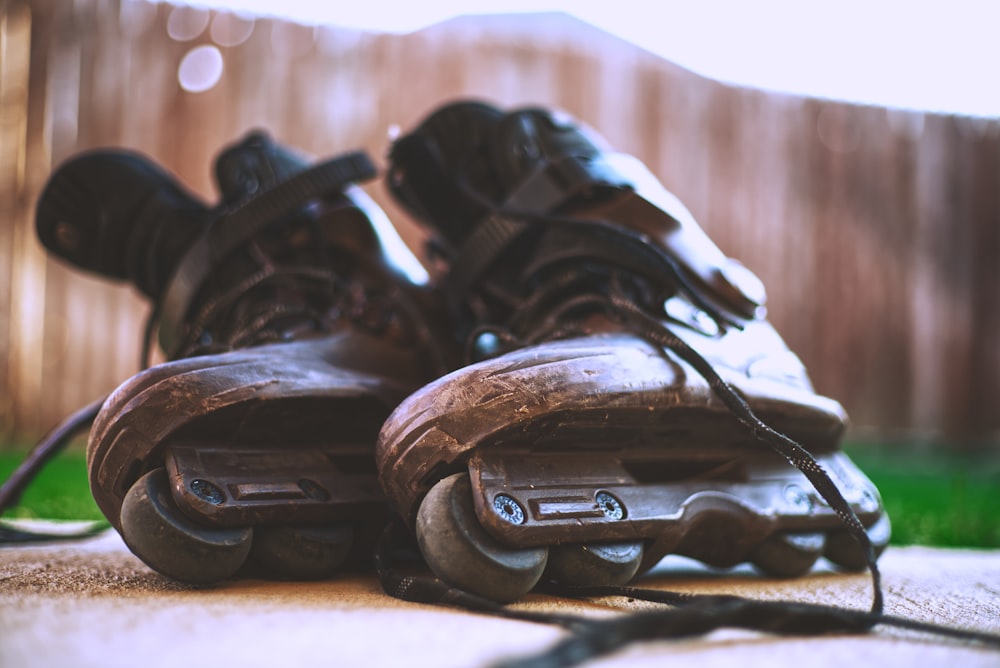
[169,0,1000,117]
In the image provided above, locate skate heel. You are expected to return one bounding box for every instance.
[116,441,385,584]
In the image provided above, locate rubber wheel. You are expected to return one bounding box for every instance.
[750,532,825,577]
[825,513,891,571]
[250,524,354,580]
[416,473,548,602]
[545,541,644,587]
[120,468,253,584]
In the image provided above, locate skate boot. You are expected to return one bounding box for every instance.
[376,101,889,602]
[35,132,447,583]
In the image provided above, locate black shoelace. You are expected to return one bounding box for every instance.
[372,189,1000,664]
[373,296,1000,664]
[4,158,999,665]
[434,181,884,614]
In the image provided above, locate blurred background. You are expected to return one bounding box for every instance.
[1,0,998,451]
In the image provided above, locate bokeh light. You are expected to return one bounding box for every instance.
[166,5,210,41]
[177,45,224,92]
[211,12,255,47]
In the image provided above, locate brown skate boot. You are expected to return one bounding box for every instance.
[35,132,447,583]
[376,101,888,602]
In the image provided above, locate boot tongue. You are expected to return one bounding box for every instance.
[387,101,505,249]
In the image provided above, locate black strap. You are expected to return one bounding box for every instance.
[445,214,529,304]
[501,154,629,213]
[157,151,377,355]
[442,152,630,307]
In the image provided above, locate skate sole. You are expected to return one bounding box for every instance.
[466,448,884,570]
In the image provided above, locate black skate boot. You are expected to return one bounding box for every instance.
[376,101,889,602]
[35,132,447,583]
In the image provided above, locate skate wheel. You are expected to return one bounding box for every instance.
[750,532,825,577]
[544,541,644,587]
[416,473,548,602]
[120,468,252,584]
[824,513,891,571]
[250,524,354,580]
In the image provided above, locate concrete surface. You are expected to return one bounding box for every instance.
[1,524,998,668]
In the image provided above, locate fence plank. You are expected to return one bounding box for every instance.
[2,0,998,446]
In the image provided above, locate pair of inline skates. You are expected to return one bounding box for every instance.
[34,100,888,602]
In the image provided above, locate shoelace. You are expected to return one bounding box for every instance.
[373,194,1000,664]
[468,264,886,612]
[169,262,342,358]
[4,159,999,664]
[374,309,1000,665]
[434,186,885,609]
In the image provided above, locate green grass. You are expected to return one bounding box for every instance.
[1,444,998,548]
[0,447,104,521]
[843,444,1000,549]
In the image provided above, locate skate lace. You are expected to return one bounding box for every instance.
[466,262,885,612]
[438,234,885,602]
[375,177,1000,664]
[163,258,436,363]
[165,263,338,357]
[374,518,1000,667]
[438,184,886,610]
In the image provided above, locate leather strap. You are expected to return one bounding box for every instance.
[443,153,629,304]
[157,151,377,355]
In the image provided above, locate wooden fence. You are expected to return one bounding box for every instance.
[1,0,998,445]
